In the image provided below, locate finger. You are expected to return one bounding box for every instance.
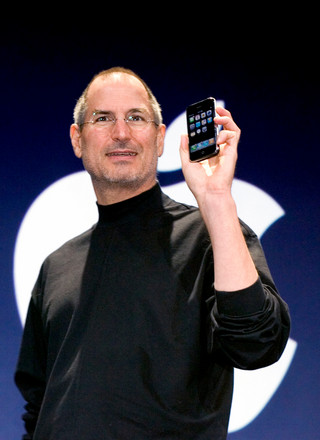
[217,129,239,146]
[215,106,232,118]
[214,115,240,134]
[215,107,240,133]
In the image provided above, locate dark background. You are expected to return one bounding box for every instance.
[1,15,319,439]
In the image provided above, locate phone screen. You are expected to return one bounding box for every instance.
[186,97,219,162]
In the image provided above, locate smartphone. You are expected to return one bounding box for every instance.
[186,97,219,162]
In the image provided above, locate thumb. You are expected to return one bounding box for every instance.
[179,134,189,164]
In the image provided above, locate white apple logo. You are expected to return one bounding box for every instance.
[13,107,297,433]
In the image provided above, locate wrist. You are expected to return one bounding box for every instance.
[197,191,237,221]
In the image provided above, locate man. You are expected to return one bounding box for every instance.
[15,67,290,439]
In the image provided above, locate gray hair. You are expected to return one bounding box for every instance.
[73,67,163,128]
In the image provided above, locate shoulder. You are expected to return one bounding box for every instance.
[42,226,94,271]
[160,190,202,220]
[161,190,259,244]
[159,191,211,247]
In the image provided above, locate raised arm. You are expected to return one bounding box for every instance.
[180,107,258,292]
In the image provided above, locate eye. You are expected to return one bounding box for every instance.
[92,113,114,124]
[127,114,146,122]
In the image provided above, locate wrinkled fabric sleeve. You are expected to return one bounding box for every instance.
[207,221,291,370]
[14,272,47,439]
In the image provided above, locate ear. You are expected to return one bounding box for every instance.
[70,124,83,159]
[156,124,166,157]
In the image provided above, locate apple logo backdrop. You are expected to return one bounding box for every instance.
[1,23,319,440]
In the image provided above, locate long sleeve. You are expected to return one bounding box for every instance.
[15,278,47,439]
[13,187,291,440]
[207,221,291,370]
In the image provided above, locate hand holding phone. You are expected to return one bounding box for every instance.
[186,97,219,162]
[181,104,241,200]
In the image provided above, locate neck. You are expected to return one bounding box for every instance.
[92,179,158,205]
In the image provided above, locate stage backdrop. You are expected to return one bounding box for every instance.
[1,23,319,440]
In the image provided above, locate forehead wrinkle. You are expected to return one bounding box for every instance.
[85,75,153,121]
[92,107,150,116]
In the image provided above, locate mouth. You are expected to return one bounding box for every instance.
[106,152,137,156]
[106,150,138,157]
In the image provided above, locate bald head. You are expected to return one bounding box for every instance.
[73,67,163,128]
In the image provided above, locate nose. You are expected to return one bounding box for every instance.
[110,118,131,141]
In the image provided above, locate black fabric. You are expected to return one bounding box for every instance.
[15,183,290,439]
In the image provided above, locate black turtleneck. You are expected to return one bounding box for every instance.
[15,184,290,440]
[96,183,164,224]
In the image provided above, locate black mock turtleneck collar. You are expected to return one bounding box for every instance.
[96,183,164,225]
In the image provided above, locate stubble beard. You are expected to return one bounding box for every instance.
[84,141,159,193]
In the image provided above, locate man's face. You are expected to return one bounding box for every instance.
[71,73,165,195]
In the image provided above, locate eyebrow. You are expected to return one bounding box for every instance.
[92,109,112,115]
[92,108,149,115]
